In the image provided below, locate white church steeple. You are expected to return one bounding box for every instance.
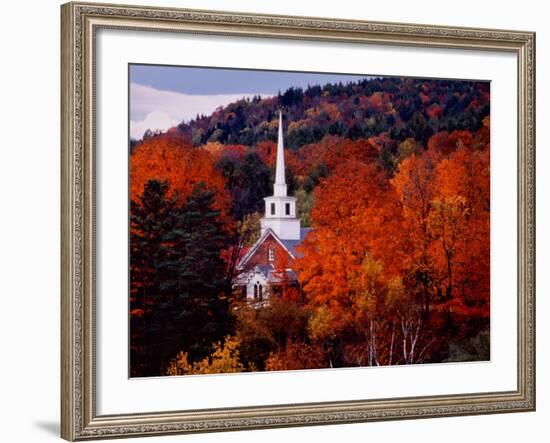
[274,111,287,197]
[260,111,301,241]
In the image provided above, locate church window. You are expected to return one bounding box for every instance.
[271,202,275,215]
[254,282,259,300]
[268,246,275,262]
[285,203,290,215]
[258,284,263,301]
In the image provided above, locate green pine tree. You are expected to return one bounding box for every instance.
[155,183,233,367]
[130,179,177,377]
[131,180,234,376]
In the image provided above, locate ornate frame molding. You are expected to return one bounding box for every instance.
[61,2,535,440]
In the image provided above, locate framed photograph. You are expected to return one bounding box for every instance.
[61,1,536,440]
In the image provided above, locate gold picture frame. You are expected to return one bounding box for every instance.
[61,1,536,440]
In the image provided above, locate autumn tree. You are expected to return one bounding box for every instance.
[296,161,406,366]
[390,150,440,319]
[166,336,244,375]
[298,136,379,175]
[265,340,325,371]
[234,298,311,371]
[431,147,490,328]
[427,130,473,156]
[390,141,489,343]
[296,160,397,324]
[346,257,434,366]
[130,133,230,217]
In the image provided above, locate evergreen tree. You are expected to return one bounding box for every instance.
[129,179,177,376]
[155,183,232,368]
[130,180,232,376]
[217,152,272,219]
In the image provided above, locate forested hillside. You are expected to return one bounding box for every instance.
[171,77,489,149]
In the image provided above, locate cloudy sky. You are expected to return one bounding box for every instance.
[129,64,371,140]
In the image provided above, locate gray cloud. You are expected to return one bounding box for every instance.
[130,83,271,140]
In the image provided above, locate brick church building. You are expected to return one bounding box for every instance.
[232,112,312,303]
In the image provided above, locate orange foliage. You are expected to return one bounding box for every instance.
[265,340,325,371]
[298,136,379,175]
[431,147,490,318]
[390,150,440,276]
[130,134,230,216]
[298,127,490,341]
[368,91,390,113]
[390,146,490,320]
[295,161,396,331]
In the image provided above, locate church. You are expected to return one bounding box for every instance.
[232,112,312,303]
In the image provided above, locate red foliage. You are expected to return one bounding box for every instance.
[427,130,474,155]
[130,134,230,216]
[426,103,443,119]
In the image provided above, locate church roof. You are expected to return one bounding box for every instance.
[236,227,314,271]
[279,228,313,258]
[254,264,273,278]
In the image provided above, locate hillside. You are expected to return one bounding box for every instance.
[170,76,489,150]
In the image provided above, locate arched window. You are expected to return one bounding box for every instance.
[258,284,263,301]
[268,246,275,262]
[254,282,258,300]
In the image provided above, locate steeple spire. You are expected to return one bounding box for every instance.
[274,110,287,197]
[260,110,300,240]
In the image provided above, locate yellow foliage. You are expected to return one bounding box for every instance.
[307,306,335,341]
[165,336,244,376]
